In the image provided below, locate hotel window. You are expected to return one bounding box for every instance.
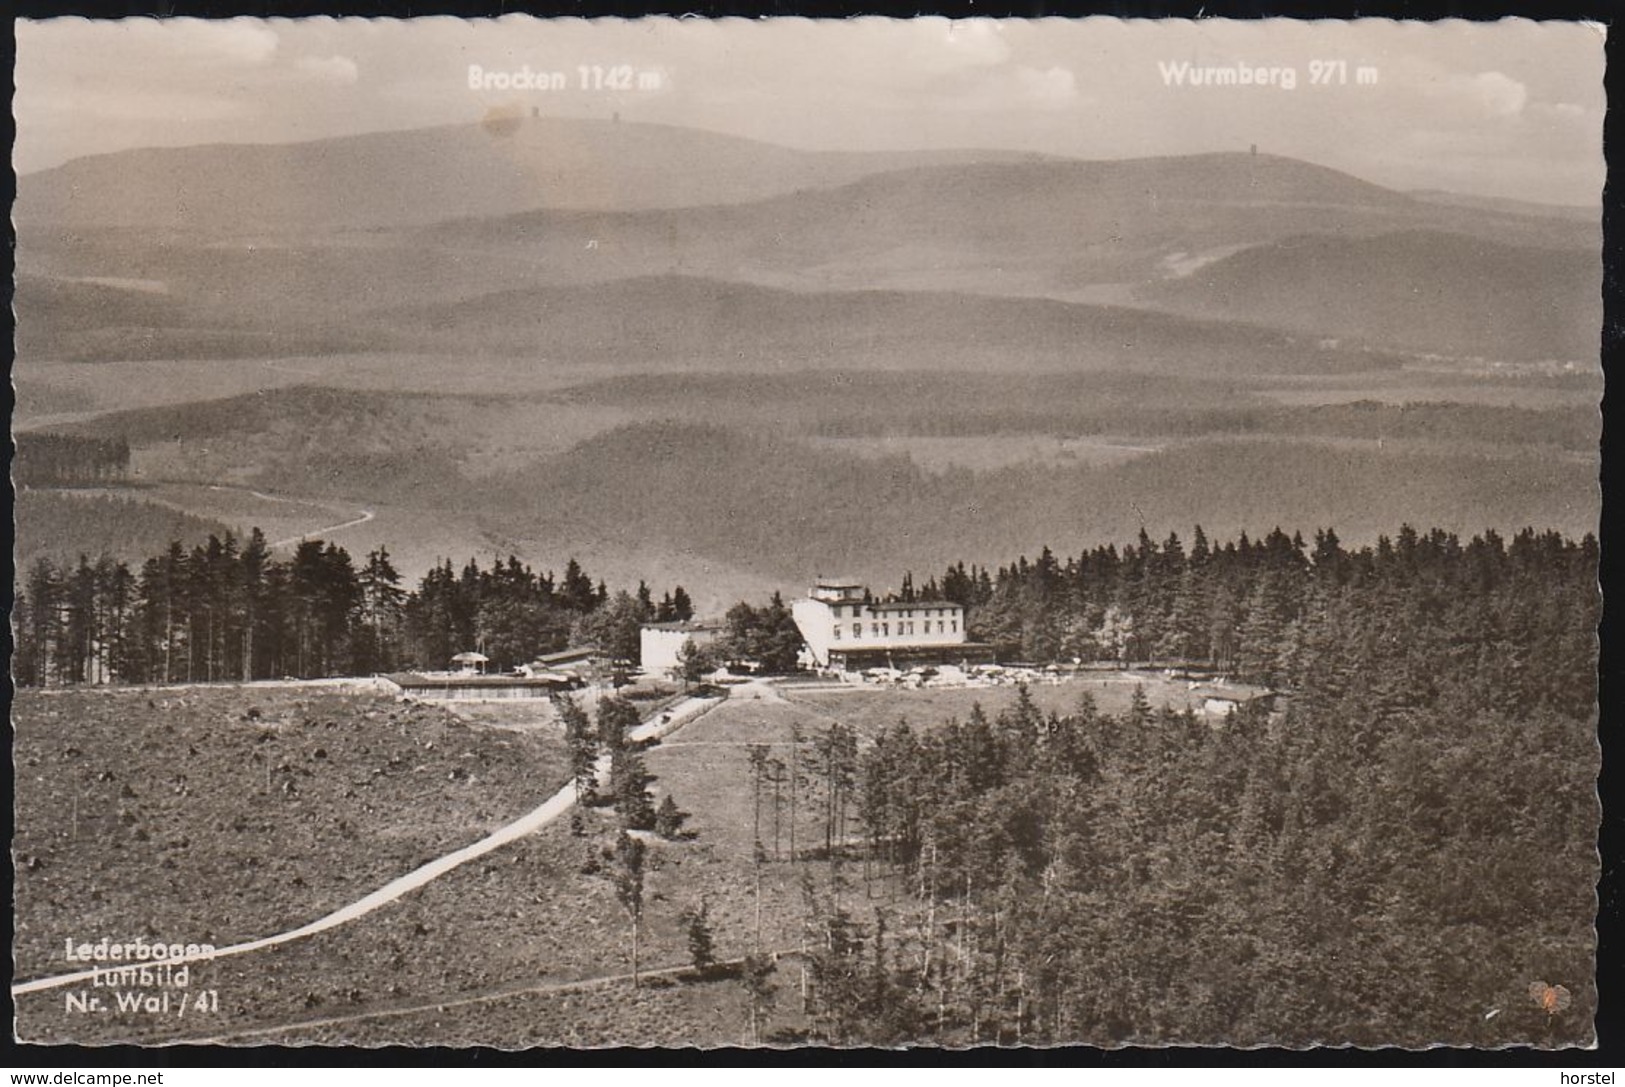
[832,627,841,640]
[951,620,958,633]
[937,620,945,633]
[882,623,889,637]
[853,623,862,637]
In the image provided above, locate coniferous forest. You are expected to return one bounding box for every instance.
[929,524,1595,718]
[13,523,1599,1046]
[13,531,694,686]
[787,526,1598,1046]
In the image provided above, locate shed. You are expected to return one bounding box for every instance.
[1189,683,1274,717]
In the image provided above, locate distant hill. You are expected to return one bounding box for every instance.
[15,117,1047,234]
[467,420,1598,594]
[15,492,237,572]
[12,273,381,362]
[366,274,1403,375]
[13,121,1602,607]
[31,388,1598,602]
[50,385,456,445]
[18,251,1407,374]
[1409,189,1600,223]
[403,152,1598,295]
[53,386,497,505]
[16,139,1598,368]
[561,370,1598,450]
[1140,231,1601,363]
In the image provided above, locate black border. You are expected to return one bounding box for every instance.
[3,0,1619,1068]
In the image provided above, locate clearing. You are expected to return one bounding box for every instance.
[12,686,570,984]
[15,673,1196,1045]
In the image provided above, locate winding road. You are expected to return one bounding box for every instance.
[11,692,722,999]
[32,481,375,551]
[211,486,375,549]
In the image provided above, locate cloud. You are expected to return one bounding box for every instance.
[18,18,280,83]
[1014,65,1078,106]
[939,19,1011,68]
[296,54,359,85]
[1452,70,1528,118]
[118,18,281,67]
[192,19,280,65]
[36,87,245,124]
[12,17,1605,204]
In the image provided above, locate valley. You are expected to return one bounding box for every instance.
[12,116,1602,614]
[10,17,1605,1055]
[15,362,1602,605]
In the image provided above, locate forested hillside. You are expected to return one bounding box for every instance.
[14,518,1599,1047]
[21,386,1597,608]
[1142,231,1601,362]
[13,531,693,686]
[14,493,236,572]
[475,423,1597,588]
[780,526,1599,1046]
[18,132,1598,367]
[566,370,1598,447]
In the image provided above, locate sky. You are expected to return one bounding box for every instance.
[15,16,1607,205]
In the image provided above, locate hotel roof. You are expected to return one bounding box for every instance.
[864,599,961,611]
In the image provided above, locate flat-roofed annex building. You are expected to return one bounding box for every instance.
[640,620,724,676]
[791,577,992,670]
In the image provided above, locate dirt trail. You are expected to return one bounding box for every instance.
[190,945,804,1045]
[232,487,375,548]
[267,506,375,548]
[11,693,721,998]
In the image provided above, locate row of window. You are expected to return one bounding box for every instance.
[831,619,957,640]
[830,604,957,620]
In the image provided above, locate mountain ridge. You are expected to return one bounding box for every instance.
[17,116,1053,233]
[1142,229,1601,363]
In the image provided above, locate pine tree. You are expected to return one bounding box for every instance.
[677,637,713,688]
[1236,570,1296,686]
[739,953,778,1044]
[613,833,647,988]
[555,694,599,804]
[611,746,658,831]
[560,558,596,612]
[655,793,690,839]
[596,695,638,754]
[358,546,406,673]
[680,899,716,974]
[20,558,62,686]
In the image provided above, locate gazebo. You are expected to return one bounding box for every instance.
[450,651,490,676]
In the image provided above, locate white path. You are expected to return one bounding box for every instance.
[12,693,721,998]
[229,488,376,549]
[267,507,375,549]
